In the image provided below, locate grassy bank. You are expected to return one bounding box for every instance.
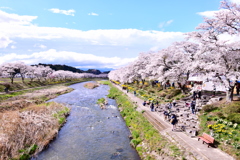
[198,101,240,159]
[0,78,100,159]
[101,81,189,160]
[0,78,104,102]
[0,102,70,160]
[110,80,240,159]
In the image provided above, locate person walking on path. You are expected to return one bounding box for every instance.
[191,99,196,114]
[196,97,202,114]
[192,91,197,99]
[143,101,146,106]
[150,102,154,112]
[170,114,178,131]
[198,90,202,99]
[172,100,177,107]
[168,102,173,109]
[133,90,136,96]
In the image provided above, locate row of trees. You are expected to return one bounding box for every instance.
[0,62,108,84]
[108,1,240,101]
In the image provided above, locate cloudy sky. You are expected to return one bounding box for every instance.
[0,0,239,70]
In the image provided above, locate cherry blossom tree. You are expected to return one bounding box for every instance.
[187,0,240,101]
[0,62,25,84]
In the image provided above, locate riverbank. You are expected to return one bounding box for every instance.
[101,81,197,160]
[0,84,73,160]
[0,79,102,159]
[108,81,236,160]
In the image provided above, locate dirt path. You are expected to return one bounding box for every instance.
[113,84,235,160]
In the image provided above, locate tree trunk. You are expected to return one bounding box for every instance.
[226,86,234,102]
[178,82,187,94]
[10,77,14,84]
[21,76,25,83]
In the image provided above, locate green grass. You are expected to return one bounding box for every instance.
[199,101,240,159]
[0,78,104,102]
[104,81,184,159]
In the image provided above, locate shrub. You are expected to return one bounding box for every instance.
[165,94,172,99]
[213,111,225,118]
[202,105,218,112]
[148,90,155,94]
[223,103,240,115]
[130,139,141,148]
[169,89,181,97]
[227,113,240,124]
[159,92,167,97]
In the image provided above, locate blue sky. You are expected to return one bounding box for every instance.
[0,0,238,70]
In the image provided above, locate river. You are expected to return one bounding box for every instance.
[33,82,140,160]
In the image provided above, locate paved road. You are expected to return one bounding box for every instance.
[113,84,235,160]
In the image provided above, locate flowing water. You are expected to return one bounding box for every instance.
[33,82,140,160]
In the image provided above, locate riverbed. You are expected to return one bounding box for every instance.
[33,82,140,160]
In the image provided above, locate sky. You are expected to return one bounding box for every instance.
[0,0,239,71]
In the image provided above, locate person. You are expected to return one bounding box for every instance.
[191,99,196,114]
[150,102,154,112]
[133,90,136,96]
[192,91,197,99]
[168,102,173,109]
[213,85,216,96]
[170,114,178,131]
[196,97,202,114]
[143,101,146,106]
[163,110,169,120]
[185,102,190,108]
[172,100,177,107]
[236,82,240,95]
[198,90,202,99]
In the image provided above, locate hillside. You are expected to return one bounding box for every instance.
[36,63,108,75]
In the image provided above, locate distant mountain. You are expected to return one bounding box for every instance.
[35,63,110,75]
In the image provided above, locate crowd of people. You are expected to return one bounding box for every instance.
[141,90,203,131]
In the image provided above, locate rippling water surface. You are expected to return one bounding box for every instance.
[34,82,140,160]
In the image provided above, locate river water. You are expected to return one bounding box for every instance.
[33,82,140,160]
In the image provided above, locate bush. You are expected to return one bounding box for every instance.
[214,111,225,118]
[148,90,155,94]
[223,103,240,115]
[130,139,141,148]
[165,94,172,99]
[202,105,218,112]
[169,89,181,97]
[227,113,240,124]
[159,92,167,97]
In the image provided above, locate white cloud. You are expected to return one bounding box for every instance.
[197,10,219,18]
[49,8,75,16]
[34,44,47,49]
[0,10,186,68]
[0,35,12,48]
[0,10,37,25]
[0,49,136,69]
[11,45,16,49]
[0,7,13,10]
[88,12,99,16]
[158,20,173,29]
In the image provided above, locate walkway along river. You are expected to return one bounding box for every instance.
[33,82,140,160]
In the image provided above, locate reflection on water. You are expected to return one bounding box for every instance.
[33,82,140,160]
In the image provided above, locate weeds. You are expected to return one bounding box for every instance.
[0,102,70,160]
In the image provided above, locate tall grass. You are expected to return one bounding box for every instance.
[0,102,70,160]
